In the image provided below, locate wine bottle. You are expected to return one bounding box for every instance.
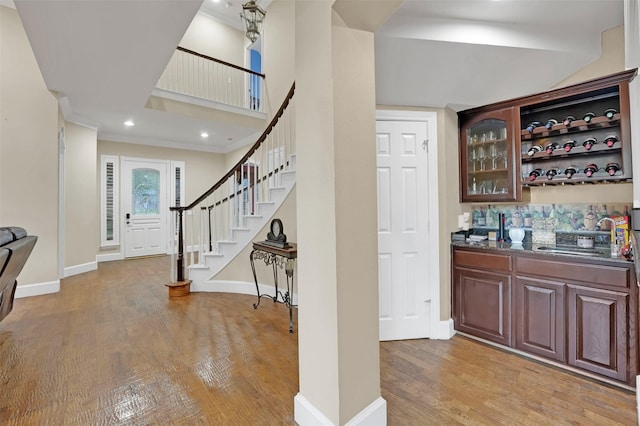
[527,145,543,156]
[528,168,543,181]
[604,135,618,147]
[525,121,542,133]
[477,207,486,226]
[605,162,620,176]
[583,112,596,123]
[486,204,495,227]
[584,163,598,177]
[523,205,532,227]
[545,118,558,130]
[563,140,576,152]
[582,137,597,150]
[545,142,559,154]
[562,115,576,126]
[604,108,617,119]
[564,165,578,178]
[545,168,559,180]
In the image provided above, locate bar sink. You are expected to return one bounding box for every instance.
[535,246,602,257]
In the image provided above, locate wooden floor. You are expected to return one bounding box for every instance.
[0,256,636,425]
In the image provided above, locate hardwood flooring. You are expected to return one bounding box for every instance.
[0,256,636,425]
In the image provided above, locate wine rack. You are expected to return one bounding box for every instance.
[519,84,631,187]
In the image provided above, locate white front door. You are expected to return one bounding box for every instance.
[122,158,168,258]
[376,120,431,341]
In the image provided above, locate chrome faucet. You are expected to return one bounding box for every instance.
[597,217,616,242]
[597,217,616,228]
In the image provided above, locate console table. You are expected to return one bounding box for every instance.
[249,242,297,333]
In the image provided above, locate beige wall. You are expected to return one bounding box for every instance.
[263,0,296,115]
[180,13,244,66]
[0,5,59,285]
[64,122,98,268]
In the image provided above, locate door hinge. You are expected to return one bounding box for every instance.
[422,139,428,152]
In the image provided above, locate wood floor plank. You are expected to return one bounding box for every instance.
[0,255,636,424]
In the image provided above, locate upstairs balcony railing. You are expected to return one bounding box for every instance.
[156,46,265,113]
[170,82,295,284]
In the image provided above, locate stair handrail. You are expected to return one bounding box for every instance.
[171,82,295,213]
[176,46,265,79]
[169,82,295,282]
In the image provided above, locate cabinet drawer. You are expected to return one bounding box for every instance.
[454,249,511,272]
[515,257,630,289]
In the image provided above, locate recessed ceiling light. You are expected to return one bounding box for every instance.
[201,132,209,138]
[124,120,134,127]
[212,0,220,3]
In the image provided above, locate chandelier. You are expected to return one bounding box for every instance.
[240,0,266,43]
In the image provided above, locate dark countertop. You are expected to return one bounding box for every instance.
[452,239,632,264]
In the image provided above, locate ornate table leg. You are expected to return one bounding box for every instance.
[285,258,295,333]
[271,255,279,303]
[250,249,262,309]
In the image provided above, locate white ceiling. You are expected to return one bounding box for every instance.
[9,0,625,152]
[376,0,624,110]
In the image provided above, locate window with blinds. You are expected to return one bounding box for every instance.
[101,155,119,246]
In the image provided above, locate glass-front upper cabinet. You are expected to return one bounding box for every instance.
[458,106,520,202]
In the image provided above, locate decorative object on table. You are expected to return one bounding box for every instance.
[262,218,291,248]
[576,235,594,249]
[509,227,525,245]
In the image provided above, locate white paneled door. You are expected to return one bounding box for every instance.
[122,158,169,258]
[376,120,431,341]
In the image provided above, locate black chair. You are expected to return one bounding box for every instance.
[0,227,37,323]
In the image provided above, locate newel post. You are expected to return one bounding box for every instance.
[176,208,185,282]
[166,207,191,297]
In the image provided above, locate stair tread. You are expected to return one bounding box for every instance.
[188,264,209,269]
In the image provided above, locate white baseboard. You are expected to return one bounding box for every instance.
[294,394,335,426]
[432,318,455,340]
[345,397,387,426]
[63,260,97,278]
[15,280,60,298]
[96,252,124,263]
[294,394,387,426]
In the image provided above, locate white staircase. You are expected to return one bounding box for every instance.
[188,167,296,293]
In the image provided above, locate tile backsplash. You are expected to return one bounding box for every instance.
[471,203,632,247]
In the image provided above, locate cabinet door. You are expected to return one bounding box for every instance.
[515,276,565,362]
[459,106,520,202]
[453,267,512,346]
[566,284,628,382]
